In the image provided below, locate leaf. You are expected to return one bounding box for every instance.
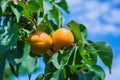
[90,65,105,80]
[18,1,30,18]
[49,53,61,69]
[3,65,13,80]
[56,0,69,13]
[0,0,8,13]
[36,24,46,32]
[76,71,101,80]
[43,0,53,15]
[67,46,82,65]
[0,56,5,80]
[5,41,31,77]
[28,1,40,13]
[79,24,88,42]
[15,41,31,64]
[21,55,37,75]
[67,20,83,42]
[50,69,64,80]
[0,25,18,55]
[10,5,21,23]
[44,15,54,33]
[36,74,44,80]
[49,6,63,27]
[84,43,97,65]
[58,50,69,67]
[92,41,113,73]
[38,0,44,13]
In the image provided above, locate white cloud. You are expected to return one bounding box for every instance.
[103,9,120,23]
[66,0,120,36]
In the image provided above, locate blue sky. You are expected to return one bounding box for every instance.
[66,0,120,80]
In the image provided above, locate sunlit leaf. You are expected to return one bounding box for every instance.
[43,0,53,15]
[21,55,37,75]
[28,1,40,13]
[59,50,69,66]
[92,41,113,73]
[84,43,97,65]
[56,0,69,13]
[50,69,64,80]
[0,0,8,13]
[10,5,21,23]
[18,1,30,18]
[67,20,83,42]
[49,53,61,69]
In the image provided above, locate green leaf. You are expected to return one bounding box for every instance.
[79,24,88,42]
[67,20,83,42]
[44,15,54,33]
[43,0,53,15]
[92,41,113,73]
[36,24,46,32]
[15,41,31,64]
[18,1,30,18]
[67,46,82,65]
[76,71,101,80]
[0,0,8,13]
[49,6,63,27]
[5,41,31,77]
[50,69,64,80]
[49,53,61,69]
[10,5,21,23]
[0,25,18,55]
[59,50,69,67]
[21,55,37,75]
[56,0,69,13]
[83,43,97,65]
[90,65,105,80]
[0,56,5,80]
[39,0,44,12]
[28,1,40,13]
[36,74,44,80]
[3,65,13,80]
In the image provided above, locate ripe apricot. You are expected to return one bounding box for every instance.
[28,32,52,55]
[52,28,74,52]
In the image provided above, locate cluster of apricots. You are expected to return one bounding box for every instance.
[28,28,74,56]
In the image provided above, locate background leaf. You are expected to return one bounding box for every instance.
[0,25,18,55]
[0,56,5,80]
[5,41,31,77]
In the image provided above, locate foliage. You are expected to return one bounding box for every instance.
[0,0,113,80]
